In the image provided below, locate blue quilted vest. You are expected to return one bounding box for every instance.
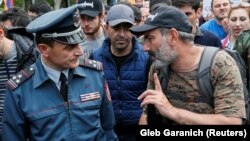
[92,37,149,126]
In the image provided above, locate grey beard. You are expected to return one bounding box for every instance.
[153,59,170,68]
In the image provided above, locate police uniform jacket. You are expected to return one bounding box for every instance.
[2,58,118,141]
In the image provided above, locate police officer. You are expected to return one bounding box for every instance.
[2,5,118,141]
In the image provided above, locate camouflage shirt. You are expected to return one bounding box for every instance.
[234,29,250,61]
[148,50,246,119]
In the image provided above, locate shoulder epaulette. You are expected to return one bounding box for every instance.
[7,67,35,91]
[79,58,103,71]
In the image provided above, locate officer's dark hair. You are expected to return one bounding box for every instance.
[172,0,201,12]
[0,7,31,27]
[35,34,54,47]
[28,1,52,17]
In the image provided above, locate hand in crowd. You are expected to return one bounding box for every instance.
[138,73,174,117]
[221,17,229,33]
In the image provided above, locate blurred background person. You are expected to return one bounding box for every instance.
[172,0,222,48]
[28,0,53,20]
[77,0,107,58]
[140,6,150,23]
[222,2,250,50]
[134,0,143,8]
[200,0,231,40]
[198,0,214,26]
[0,7,30,28]
[0,7,37,140]
[104,4,111,22]
[132,4,142,25]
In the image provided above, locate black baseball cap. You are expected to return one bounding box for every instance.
[130,6,193,34]
[77,0,103,17]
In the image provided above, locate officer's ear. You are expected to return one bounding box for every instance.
[37,44,50,57]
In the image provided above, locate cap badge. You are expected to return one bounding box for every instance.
[80,1,94,8]
[73,9,81,27]
[147,13,158,21]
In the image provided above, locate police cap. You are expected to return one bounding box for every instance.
[26,5,85,45]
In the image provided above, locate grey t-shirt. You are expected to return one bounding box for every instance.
[80,32,106,58]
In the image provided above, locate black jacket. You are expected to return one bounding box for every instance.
[7,27,38,72]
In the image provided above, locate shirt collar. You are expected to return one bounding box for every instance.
[41,58,69,85]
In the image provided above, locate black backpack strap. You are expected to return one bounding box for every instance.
[158,66,170,90]
[197,47,219,106]
[147,63,173,125]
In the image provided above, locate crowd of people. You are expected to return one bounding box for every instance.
[0,0,250,140]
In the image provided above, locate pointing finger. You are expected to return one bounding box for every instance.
[154,73,162,91]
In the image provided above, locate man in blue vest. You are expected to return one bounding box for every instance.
[90,4,152,141]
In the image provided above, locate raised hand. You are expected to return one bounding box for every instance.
[138,73,173,116]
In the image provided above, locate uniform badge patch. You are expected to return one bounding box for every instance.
[80,92,101,102]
